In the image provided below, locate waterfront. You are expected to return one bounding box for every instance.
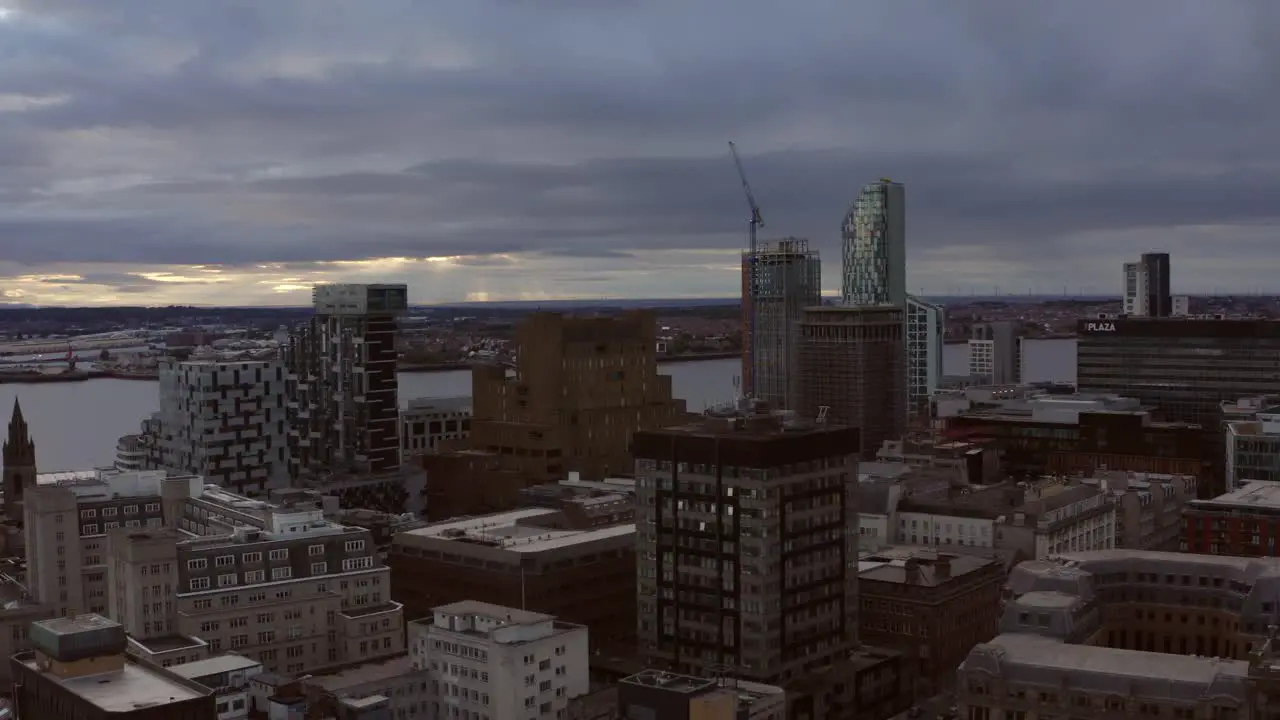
[0,339,1076,472]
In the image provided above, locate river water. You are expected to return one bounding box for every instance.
[0,339,1077,472]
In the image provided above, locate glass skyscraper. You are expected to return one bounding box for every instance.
[841,179,906,307]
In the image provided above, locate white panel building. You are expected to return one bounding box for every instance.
[401,396,472,457]
[153,359,289,495]
[409,601,589,720]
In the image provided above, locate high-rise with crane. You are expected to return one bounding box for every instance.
[730,143,820,408]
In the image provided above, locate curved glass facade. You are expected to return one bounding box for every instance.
[841,180,906,307]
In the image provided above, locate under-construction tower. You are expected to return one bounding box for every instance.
[742,238,820,409]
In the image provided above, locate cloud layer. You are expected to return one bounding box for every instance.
[3,0,1280,305]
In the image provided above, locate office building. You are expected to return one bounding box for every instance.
[12,614,217,720]
[967,321,1020,385]
[957,550,1280,720]
[390,508,636,652]
[1185,481,1280,556]
[1077,317,1280,493]
[20,461,403,675]
[149,358,289,495]
[739,237,820,408]
[904,295,944,418]
[1122,252,1172,318]
[284,283,409,480]
[1226,401,1280,488]
[896,477,1115,559]
[1086,471,1196,551]
[616,669,786,720]
[632,407,860,683]
[943,388,1212,482]
[110,484,405,675]
[400,396,471,457]
[857,547,1002,694]
[408,601,589,720]
[467,311,687,481]
[795,305,905,460]
[840,179,906,307]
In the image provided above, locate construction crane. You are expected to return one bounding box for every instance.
[729,141,764,399]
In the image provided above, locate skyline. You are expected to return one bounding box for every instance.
[3,1,1280,306]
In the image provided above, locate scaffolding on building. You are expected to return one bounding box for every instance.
[744,238,821,411]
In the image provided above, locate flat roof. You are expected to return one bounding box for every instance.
[19,656,207,712]
[302,653,416,693]
[1194,481,1280,511]
[971,633,1249,684]
[168,654,261,681]
[398,509,634,554]
[433,600,555,626]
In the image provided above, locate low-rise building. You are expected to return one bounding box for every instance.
[12,614,217,720]
[1185,481,1280,556]
[299,652,430,719]
[401,396,472,457]
[409,601,590,720]
[616,669,786,720]
[168,653,263,720]
[1226,400,1280,488]
[1081,470,1196,550]
[390,508,635,652]
[857,547,1002,695]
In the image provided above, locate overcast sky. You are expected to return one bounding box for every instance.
[2,1,1279,306]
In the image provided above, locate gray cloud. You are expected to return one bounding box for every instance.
[2,0,1280,299]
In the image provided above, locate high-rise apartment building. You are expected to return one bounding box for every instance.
[284,284,408,480]
[467,311,687,481]
[968,321,1021,385]
[840,179,906,307]
[796,306,906,460]
[905,295,944,417]
[632,408,860,683]
[12,614,217,720]
[147,359,289,495]
[740,238,820,407]
[1122,253,1172,317]
[408,601,590,720]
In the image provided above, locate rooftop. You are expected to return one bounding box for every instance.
[168,654,262,682]
[301,653,418,693]
[18,653,209,712]
[965,633,1249,689]
[398,508,635,554]
[858,547,996,586]
[433,600,555,626]
[1192,481,1280,511]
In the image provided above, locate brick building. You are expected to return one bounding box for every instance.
[389,508,636,653]
[1184,481,1280,557]
[857,547,1002,695]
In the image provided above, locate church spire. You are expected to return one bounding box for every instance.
[3,398,34,467]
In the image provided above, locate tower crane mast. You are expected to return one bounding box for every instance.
[729,141,764,400]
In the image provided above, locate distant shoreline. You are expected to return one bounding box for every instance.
[0,353,742,384]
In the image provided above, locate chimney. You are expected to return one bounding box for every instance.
[935,557,952,581]
[903,558,921,584]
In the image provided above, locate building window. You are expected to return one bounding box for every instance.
[81,524,98,535]
[308,544,325,557]
[215,555,235,568]
[269,548,289,561]
[242,552,262,564]
[342,557,374,571]
[217,574,238,588]
[80,509,96,519]
[344,540,365,552]
[124,505,139,514]
[190,577,211,591]
[311,562,328,575]
[188,559,208,570]
[145,503,160,513]
[244,570,265,584]
[102,507,118,517]
[271,567,292,580]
